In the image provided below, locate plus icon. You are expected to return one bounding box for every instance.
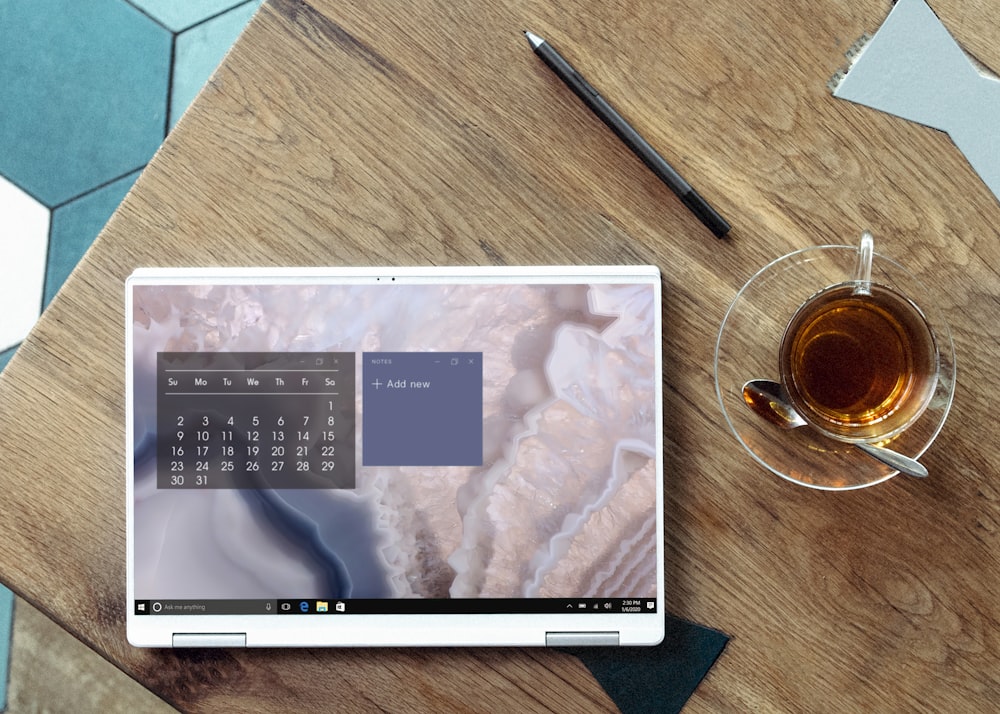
[370,378,383,390]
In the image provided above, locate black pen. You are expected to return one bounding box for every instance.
[524,30,730,238]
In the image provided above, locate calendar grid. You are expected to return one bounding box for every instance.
[156,351,356,490]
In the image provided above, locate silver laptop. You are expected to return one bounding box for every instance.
[125,266,663,647]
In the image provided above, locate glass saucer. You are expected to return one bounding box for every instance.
[714,245,956,490]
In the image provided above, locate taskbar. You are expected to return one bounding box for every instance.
[134,598,658,616]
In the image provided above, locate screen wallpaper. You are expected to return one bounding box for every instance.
[130,281,658,604]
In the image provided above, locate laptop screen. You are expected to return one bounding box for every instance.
[126,267,662,645]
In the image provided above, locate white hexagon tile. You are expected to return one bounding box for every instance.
[0,179,49,357]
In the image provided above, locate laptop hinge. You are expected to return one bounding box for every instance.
[546,631,620,647]
[172,633,247,648]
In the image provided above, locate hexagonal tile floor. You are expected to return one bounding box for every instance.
[0,0,262,370]
[0,1,262,710]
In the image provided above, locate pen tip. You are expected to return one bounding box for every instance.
[524,30,544,49]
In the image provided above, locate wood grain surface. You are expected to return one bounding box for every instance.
[1,0,998,711]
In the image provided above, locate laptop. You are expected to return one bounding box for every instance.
[125,266,663,647]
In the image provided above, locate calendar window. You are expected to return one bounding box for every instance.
[156,352,356,489]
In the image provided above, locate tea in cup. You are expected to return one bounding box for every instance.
[778,233,939,443]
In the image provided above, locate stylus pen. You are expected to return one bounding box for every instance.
[524,30,731,238]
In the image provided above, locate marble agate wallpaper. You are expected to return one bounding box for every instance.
[130,281,658,601]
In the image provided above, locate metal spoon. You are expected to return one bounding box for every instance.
[741,379,928,478]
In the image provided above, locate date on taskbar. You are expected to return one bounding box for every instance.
[134,599,658,615]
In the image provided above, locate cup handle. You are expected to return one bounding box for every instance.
[853,231,874,296]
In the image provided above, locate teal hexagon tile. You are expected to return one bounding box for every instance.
[0,585,12,711]
[170,0,263,128]
[0,0,170,207]
[127,0,250,33]
[44,169,144,307]
[0,176,51,353]
[0,345,16,372]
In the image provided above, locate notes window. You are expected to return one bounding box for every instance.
[362,352,483,466]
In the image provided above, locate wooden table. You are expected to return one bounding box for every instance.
[2,0,998,710]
